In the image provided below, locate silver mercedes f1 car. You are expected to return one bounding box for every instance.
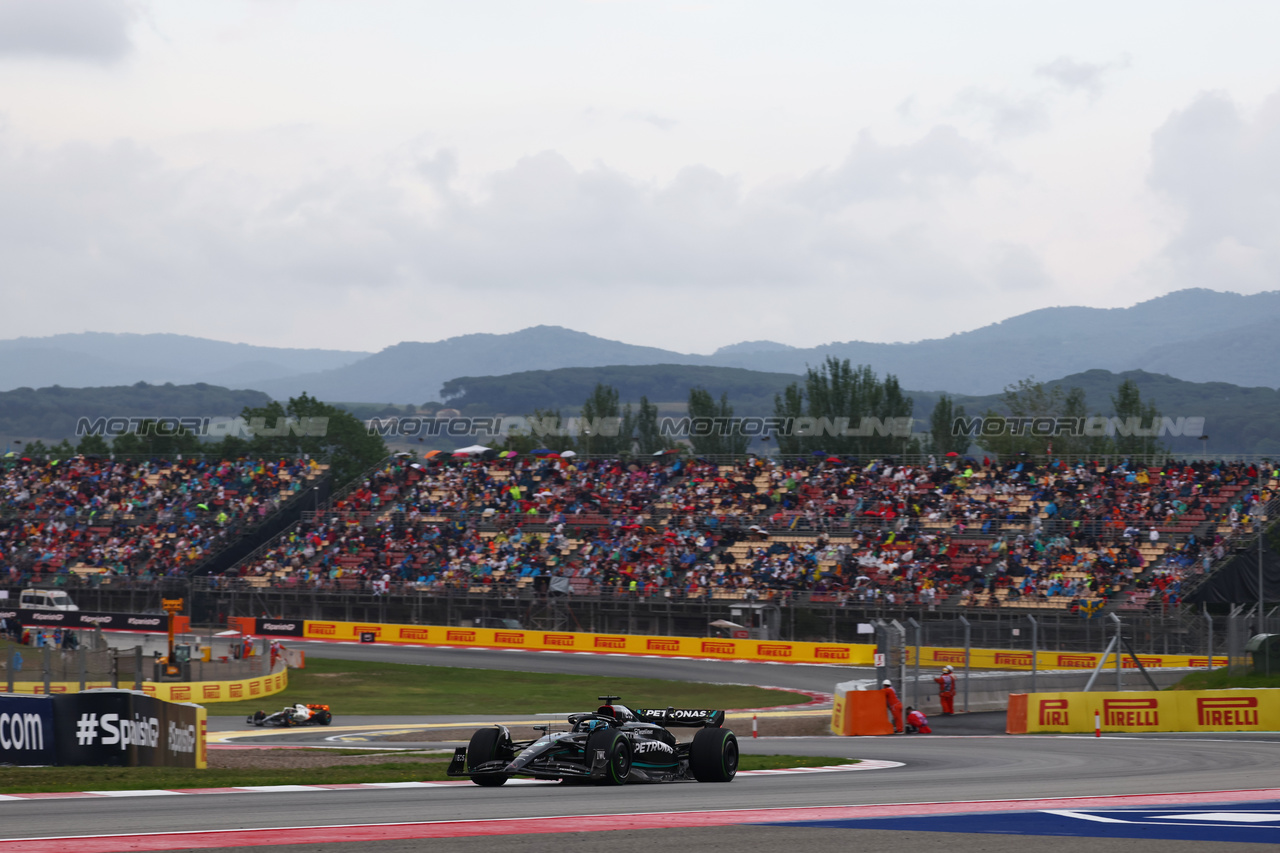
[447,695,739,786]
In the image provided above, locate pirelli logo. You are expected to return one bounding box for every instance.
[355,626,382,638]
[543,634,575,647]
[397,628,430,641]
[446,630,476,642]
[1038,698,1069,727]
[815,646,850,661]
[495,631,525,645]
[1122,657,1162,669]
[275,674,285,689]
[203,684,221,700]
[308,623,337,636]
[932,650,965,664]
[1104,697,1159,727]
[594,636,627,650]
[229,684,243,698]
[1197,696,1260,727]
[758,643,793,658]
[249,681,261,696]
[170,686,191,701]
[701,641,735,655]
[647,638,681,652]
[1056,654,1097,668]
[994,652,1033,666]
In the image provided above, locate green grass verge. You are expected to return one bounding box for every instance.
[0,754,852,794]
[1170,668,1280,690]
[207,657,809,716]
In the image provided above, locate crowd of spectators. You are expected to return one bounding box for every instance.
[218,453,1276,613]
[1,456,324,583]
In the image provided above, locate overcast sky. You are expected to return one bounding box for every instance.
[1,0,1278,354]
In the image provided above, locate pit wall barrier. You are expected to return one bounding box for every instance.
[236,615,1228,670]
[907,645,1225,671]
[1007,689,1280,734]
[830,681,894,736]
[245,617,876,665]
[3,665,287,704]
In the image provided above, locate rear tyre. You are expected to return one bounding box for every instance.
[316,710,332,726]
[690,727,738,782]
[467,727,510,787]
[587,729,632,785]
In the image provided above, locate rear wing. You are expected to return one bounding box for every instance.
[634,708,726,728]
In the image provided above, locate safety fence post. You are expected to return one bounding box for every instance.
[1027,615,1038,696]
[959,615,971,713]
[907,617,921,710]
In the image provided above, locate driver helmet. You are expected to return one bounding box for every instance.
[579,718,607,733]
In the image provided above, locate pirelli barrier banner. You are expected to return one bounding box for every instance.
[0,607,190,634]
[252,619,877,665]
[906,645,1226,671]
[1007,689,1280,734]
[243,617,1229,670]
[141,667,288,705]
[0,690,206,767]
[3,666,287,705]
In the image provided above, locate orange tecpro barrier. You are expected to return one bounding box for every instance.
[907,646,1226,671]
[1007,689,1280,734]
[263,620,878,666]
[830,689,895,736]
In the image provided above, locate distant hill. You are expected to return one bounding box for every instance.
[439,364,805,415]
[0,383,273,444]
[438,364,1280,455]
[253,289,1280,402]
[0,333,369,392]
[938,369,1280,456]
[2,289,1279,402]
[252,326,693,405]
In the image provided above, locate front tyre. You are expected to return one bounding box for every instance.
[587,729,632,785]
[467,727,510,787]
[690,727,738,782]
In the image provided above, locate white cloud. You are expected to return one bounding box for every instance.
[955,88,1052,139]
[0,120,1038,348]
[1035,55,1129,99]
[0,0,139,63]
[1148,89,1280,292]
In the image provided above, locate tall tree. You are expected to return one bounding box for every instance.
[237,393,387,487]
[1111,378,1163,457]
[687,388,749,456]
[772,357,914,457]
[578,383,624,456]
[929,394,969,456]
[634,396,663,456]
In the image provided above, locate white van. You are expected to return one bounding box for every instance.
[19,589,79,611]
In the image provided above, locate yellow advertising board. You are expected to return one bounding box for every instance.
[907,645,1225,671]
[1008,689,1280,734]
[3,668,288,704]
[295,619,876,665]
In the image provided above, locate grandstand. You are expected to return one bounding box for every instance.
[3,451,1275,650]
[199,453,1275,613]
[1,456,330,584]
